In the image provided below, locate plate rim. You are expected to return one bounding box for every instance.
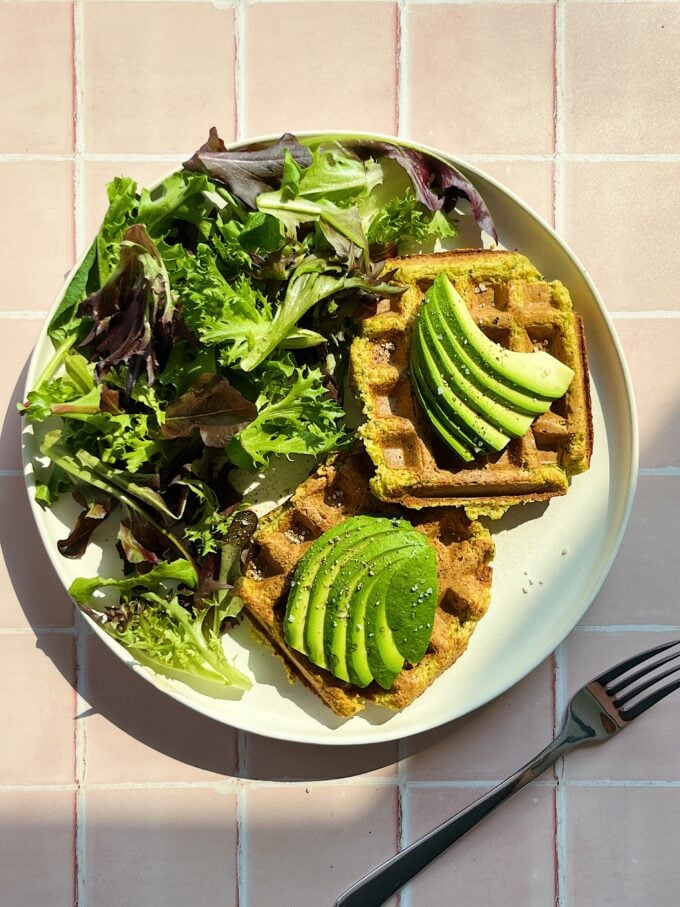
[21,130,639,745]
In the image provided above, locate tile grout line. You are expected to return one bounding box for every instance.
[73,0,86,258]
[553,0,566,237]
[234,0,247,142]
[74,619,88,907]
[236,732,249,907]
[3,776,680,793]
[396,739,408,907]
[0,627,76,635]
[396,0,409,139]
[553,641,568,906]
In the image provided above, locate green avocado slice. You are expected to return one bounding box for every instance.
[386,545,439,664]
[419,305,535,438]
[303,517,411,670]
[411,352,478,461]
[324,529,425,682]
[428,293,553,416]
[413,323,511,453]
[360,556,410,689]
[346,547,417,688]
[284,515,381,654]
[430,275,574,398]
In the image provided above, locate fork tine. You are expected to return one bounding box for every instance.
[618,675,680,721]
[596,639,680,687]
[614,659,680,708]
[607,644,680,696]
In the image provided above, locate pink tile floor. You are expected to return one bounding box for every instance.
[1,2,679,905]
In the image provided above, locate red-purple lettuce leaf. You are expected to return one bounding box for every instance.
[79,224,175,391]
[160,373,257,448]
[183,128,313,209]
[57,489,115,559]
[357,141,497,241]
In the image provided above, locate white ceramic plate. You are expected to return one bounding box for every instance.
[22,132,638,745]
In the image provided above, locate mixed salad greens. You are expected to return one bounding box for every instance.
[21,130,496,695]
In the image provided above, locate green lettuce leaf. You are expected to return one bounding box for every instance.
[227,357,350,470]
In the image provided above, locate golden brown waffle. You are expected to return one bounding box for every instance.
[350,249,593,517]
[237,450,494,718]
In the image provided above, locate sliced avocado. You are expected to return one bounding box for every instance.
[386,545,439,664]
[419,305,535,438]
[428,294,553,416]
[285,516,440,691]
[413,322,511,453]
[346,545,422,688]
[411,352,478,461]
[430,275,574,398]
[362,558,408,689]
[284,515,378,654]
[303,517,409,670]
[324,528,424,682]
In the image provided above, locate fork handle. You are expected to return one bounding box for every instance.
[335,734,576,907]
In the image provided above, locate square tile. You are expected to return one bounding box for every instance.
[0,634,75,784]
[83,2,236,153]
[614,319,680,470]
[0,162,74,313]
[563,161,680,312]
[403,657,555,781]
[84,787,237,907]
[474,159,555,227]
[83,633,238,783]
[245,733,397,782]
[405,785,555,905]
[0,478,74,629]
[406,4,555,154]
[581,477,680,627]
[83,158,185,243]
[245,784,399,906]
[0,319,44,471]
[0,1,74,154]
[564,3,680,153]
[564,787,680,905]
[0,790,75,907]
[561,630,680,781]
[243,2,398,136]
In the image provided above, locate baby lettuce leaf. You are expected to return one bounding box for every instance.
[41,430,196,569]
[83,589,252,694]
[69,558,197,605]
[226,358,349,471]
[57,489,115,559]
[137,170,216,239]
[237,255,403,372]
[356,141,498,241]
[80,224,175,389]
[97,177,139,285]
[183,128,312,209]
[257,147,380,254]
[178,246,274,367]
[160,373,257,448]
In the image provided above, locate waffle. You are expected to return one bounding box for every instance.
[237,450,494,718]
[350,249,593,517]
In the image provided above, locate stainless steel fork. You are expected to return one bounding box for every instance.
[336,638,680,907]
